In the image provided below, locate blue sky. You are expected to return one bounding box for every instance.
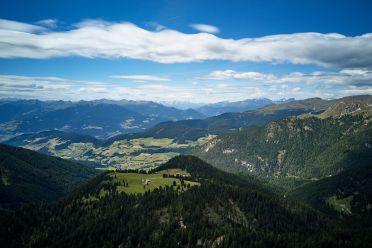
[0,0,371,103]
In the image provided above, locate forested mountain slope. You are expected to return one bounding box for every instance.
[164,95,372,136]
[177,97,328,134]
[193,100,372,181]
[289,164,372,216]
[0,144,99,209]
[2,155,369,248]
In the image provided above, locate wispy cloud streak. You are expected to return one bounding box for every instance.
[110,75,170,81]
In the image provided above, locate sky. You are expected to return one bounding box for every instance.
[0,0,371,103]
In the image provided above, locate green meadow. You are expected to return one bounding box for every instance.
[97,169,200,196]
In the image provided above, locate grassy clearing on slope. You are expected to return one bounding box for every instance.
[98,169,199,195]
[326,195,353,215]
[159,168,191,177]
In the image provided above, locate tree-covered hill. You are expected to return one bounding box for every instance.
[0,144,99,209]
[2,155,370,248]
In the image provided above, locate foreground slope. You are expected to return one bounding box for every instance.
[2,156,371,247]
[1,155,357,248]
[0,144,99,208]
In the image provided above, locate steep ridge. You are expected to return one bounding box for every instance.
[193,99,372,181]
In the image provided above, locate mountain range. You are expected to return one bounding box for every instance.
[0,95,372,247]
[0,97,301,142]
[0,99,205,140]
[195,98,295,117]
[140,95,371,137]
[4,95,371,171]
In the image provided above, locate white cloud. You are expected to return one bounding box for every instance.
[201,70,277,81]
[340,69,371,76]
[0,74,208,102]
[0,19,45,32]
[216,83,229,88]
[0,74,370,103]
[110,75,170,81]
[339,86,372,96]
[190,23,219,33]
[36,19,58,28]
[0,19,371,69]
[200,69,372,86]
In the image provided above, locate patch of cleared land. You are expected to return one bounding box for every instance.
[97,169,200,196]
[326,195,353,215]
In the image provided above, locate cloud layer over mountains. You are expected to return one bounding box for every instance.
[1,19,371,69]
